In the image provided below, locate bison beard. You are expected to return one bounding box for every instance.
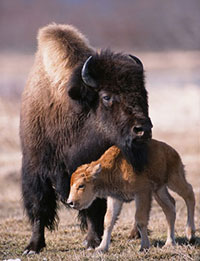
[122,139,149,173]
[20,23,151,254]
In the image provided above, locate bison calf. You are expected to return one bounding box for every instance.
[68,139,195,251]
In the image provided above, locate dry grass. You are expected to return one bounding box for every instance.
[0,52,200,260]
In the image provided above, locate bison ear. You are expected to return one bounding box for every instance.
[88,163,102,179]
[129,55,143,71]
[68,59,98,104]
[68,84,83,100]
[68,84,98,106]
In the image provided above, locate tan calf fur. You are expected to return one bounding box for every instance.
[68,139,195,251]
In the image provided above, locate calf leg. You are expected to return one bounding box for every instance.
[22,167,58,254]
[135,189,152,251]
[167,170,195,242]
[129,221,141,239]
[154,186,176,246]
[96,197,123,252]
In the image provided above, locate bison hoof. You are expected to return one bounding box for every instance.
[23,249,36,256]
[84,236,101,249]
[23,240,46,255]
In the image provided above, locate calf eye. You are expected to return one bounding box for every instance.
[78,184,85,190]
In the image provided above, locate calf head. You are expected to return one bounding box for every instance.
[67,164,101,210]
[68,50,153,172]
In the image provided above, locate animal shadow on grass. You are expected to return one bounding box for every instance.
[152,236,200,248]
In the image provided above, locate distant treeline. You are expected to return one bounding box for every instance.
[0,0,200,53]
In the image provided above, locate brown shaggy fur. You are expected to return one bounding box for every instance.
[68,139,195,251]
[38,24,92,86]
[20,23,152,254]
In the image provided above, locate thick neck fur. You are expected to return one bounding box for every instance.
[66,115,112,174]
[44,96,111,174]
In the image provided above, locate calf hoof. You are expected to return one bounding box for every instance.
[189,236,196,245]
[139,246,150,252]
[186,228,196,244]
[129,228,151,239]
[129,229,141,239]
[95,246,108,252]
[163,240,176,247]
[139,242,150,252]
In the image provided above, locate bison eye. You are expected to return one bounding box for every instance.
[102,95,111,101]
[102,95,113,107]
[78,184,85,190]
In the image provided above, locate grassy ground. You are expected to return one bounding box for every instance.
[0,52,200,260]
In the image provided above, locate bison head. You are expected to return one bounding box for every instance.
[68,50,152,172]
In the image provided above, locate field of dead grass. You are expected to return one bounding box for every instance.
[0,52,200,260]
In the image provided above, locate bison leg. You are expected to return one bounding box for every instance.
[22,167,58,254]
[79,198,107,249]
[23,219,45,255]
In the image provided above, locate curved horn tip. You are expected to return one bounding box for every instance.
[128,55,143,70]
[81,56,97,88]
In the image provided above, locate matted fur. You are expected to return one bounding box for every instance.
[68,139,196,251]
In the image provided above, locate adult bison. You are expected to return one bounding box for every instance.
[20,23,152,254]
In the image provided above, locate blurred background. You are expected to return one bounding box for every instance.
[0,0,200,244]
[1,0,200,97]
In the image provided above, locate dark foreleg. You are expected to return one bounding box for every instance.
[78,198,107,249]
[22,166,58,254]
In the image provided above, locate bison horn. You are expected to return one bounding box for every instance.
[129,55,143,71]
[81,56,97,88]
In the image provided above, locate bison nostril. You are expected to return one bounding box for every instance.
[133,126,144,136]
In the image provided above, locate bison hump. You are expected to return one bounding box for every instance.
[37,23,94,83]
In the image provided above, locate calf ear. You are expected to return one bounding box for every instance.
[88,163,102,179]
